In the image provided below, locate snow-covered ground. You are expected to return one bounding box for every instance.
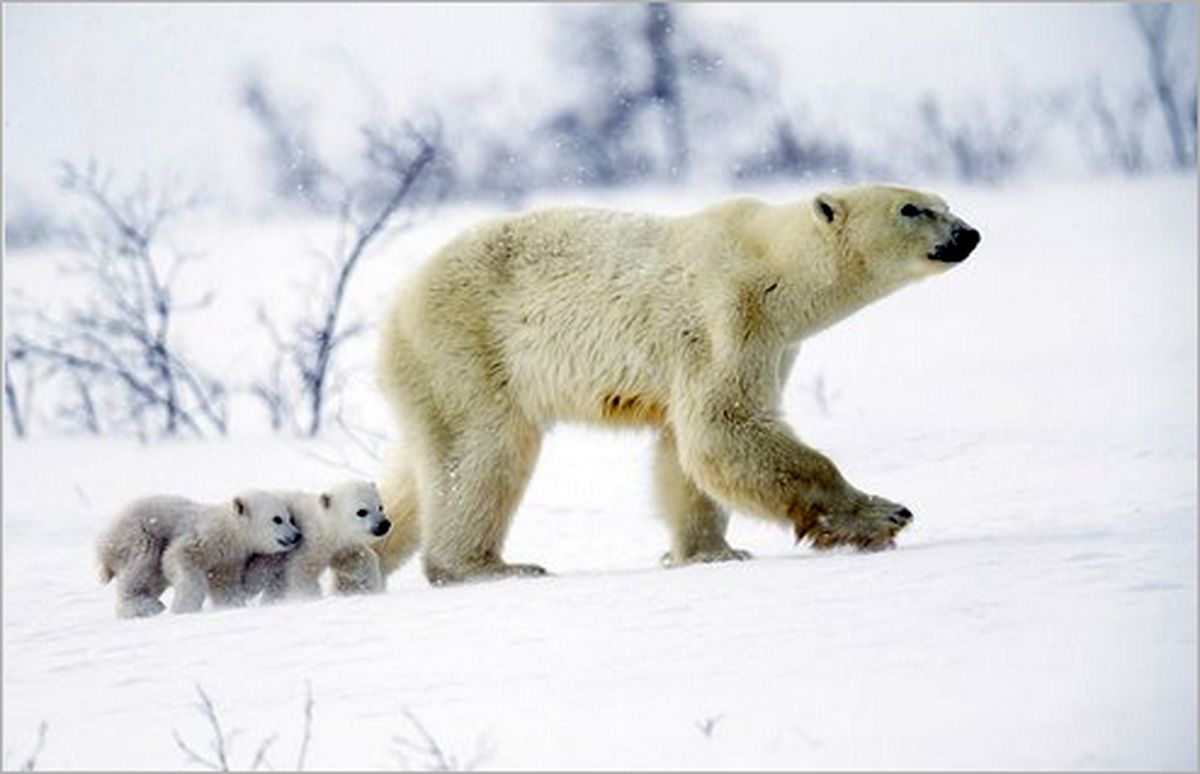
[2,175,1196,770]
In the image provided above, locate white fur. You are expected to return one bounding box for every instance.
[372,185,978,583]
[97,490,299,618]
[243,480,390,602]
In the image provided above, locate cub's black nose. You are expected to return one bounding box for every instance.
[374,519,392,537]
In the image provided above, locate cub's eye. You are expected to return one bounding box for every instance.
[289,516,298,527]
[272,515,283,525]
[900,204,923,218]
[356,509,369,518]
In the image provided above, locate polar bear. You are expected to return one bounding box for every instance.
[372,185,980,584]
[242,480,391,602]
[97,490,301,617]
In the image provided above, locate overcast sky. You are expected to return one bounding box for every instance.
[4,3,1195,209]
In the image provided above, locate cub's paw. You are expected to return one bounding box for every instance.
[117,597,166,619]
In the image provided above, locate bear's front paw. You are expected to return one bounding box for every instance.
[805,495,912,552]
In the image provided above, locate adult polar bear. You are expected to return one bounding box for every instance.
[374,185,980,584]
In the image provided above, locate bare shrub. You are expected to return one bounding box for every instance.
[252,122,442,436]
[6,162,226,439]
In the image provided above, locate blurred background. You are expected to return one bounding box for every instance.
[5,2,1196,234]
[2,2,1197,441]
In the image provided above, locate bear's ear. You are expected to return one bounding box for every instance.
[812,194,844,226]
[233,497,247,517]
[320,493,333,510]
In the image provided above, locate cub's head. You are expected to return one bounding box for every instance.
[318,480,391,544]
[232,490,302,554]
[811,184,980,285]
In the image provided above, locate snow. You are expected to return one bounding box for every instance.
[2,175,1197,770]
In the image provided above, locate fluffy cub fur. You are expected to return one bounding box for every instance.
[243,480,391,602]
[98,491,300,618]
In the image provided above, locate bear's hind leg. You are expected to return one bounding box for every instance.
[420,412,545,586]
[655,428,751,566]
[374,463,422,577]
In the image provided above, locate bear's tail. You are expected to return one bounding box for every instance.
[374,465,421,578]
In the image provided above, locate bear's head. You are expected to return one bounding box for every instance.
[318,480,391,544]
[811,185,980,288]
[233,490,302,553]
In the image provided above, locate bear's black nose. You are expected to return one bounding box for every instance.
[374,520,392,536]
[955,227,981,253]
[929,227,980,263]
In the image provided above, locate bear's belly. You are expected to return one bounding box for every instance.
[502,330,672,428]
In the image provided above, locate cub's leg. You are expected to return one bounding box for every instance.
[243,553,289,603]
[331,546,383,594]
[418,407,545,586]
[162,542,209,614]
[114,547,168,619]
[206,563,249,609]
[283,556,325,599]
[655,428,751,566]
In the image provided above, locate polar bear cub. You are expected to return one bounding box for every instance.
[243,480,391,602]
[98,490,301,618]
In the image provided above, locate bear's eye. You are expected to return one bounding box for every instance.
[272,515,283,525]
[356,509,369,518]
[289,516,298,527]
[900,204,923,218]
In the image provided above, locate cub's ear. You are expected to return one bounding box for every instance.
[812,194,844,226]
[320,493,333,509]
[233,497,247,517]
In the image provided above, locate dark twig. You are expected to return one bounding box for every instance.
[17,721,48,771]
[392,707,493,772]
[296,681,314,771]
[172,685,231,771]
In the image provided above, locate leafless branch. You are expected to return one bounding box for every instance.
[254,122,442,436]
[15,721,48,771]
[1129,3,1195,168]
[695,713,724,739]
[250,734,278,772]
[296,681,314,771]
[10,162,225,438]
[393,708,493,772]
[173,685,231,771]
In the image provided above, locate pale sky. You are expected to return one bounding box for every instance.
[4,3,1194,208]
